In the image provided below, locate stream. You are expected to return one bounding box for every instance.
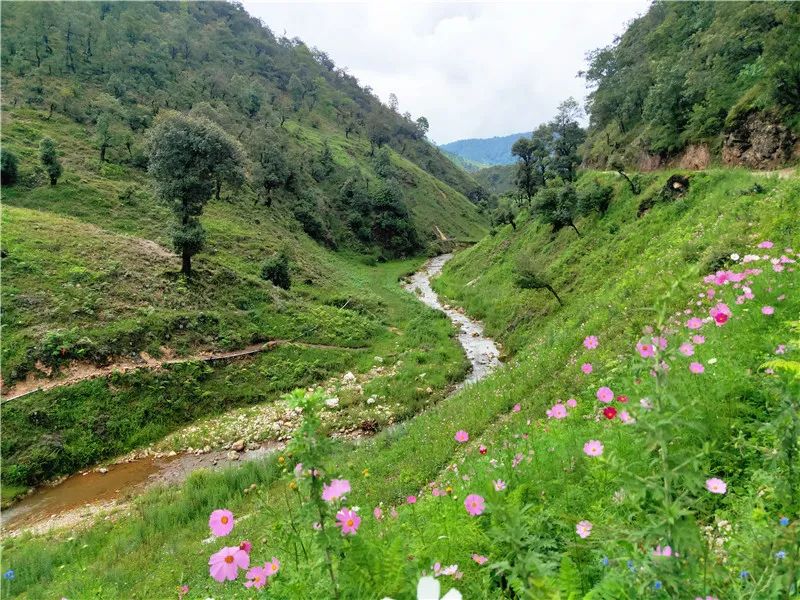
[2,254,501,535]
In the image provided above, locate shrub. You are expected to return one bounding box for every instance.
[261,250,291,290]
[1,149,19,185]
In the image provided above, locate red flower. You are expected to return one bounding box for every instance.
[603,406,617,420]
[714,312,728,325]
[479,445,488,455]
[616,395,628,403]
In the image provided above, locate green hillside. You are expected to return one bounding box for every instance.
[474,163,516,195]
[583,1,800,168]
[4,169,798,598]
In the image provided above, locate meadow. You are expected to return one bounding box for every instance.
[2,169,798,598]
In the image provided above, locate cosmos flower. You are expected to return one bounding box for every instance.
[321,479,351,502]
[335,508,362,535]
[209,546,249,582]
[209,509,235,537]
[576,520,592,538]
[689,362,705,374]
[581,363,593,374]
[454,430,469,443]
[584,336,599,350]
[596,387,614,403]
[705,478,727,494]
[472,554,488,565]
[464,494,486,516]
[583,440,604,457]
[493,480,506,491]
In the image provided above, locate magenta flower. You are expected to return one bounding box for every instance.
[575,520,592,538]
[653,545,673,557]
[335,508,362,535]
[239,540,252,554]
[493,479,506,491]
[244,565,268,589]
[596,387,614,403]
[705,478,727,494]
[455,430,469,443]
[566,398,577,408]
[321,479,351,502]
[513,403,521,413]
[758,240,774,249]
[581,363,593,374]
[209,509,235,537]
[776,344,786,355]
[406,495,417,504]
[584,335,599,350]
[762,305,775,315]
[464,494,486,516]
[687,317,703,330]
[689,362,704,374]
[636,342,655,358]
[472,554,488,565]
[679,343,694,357]
[692,335,705,344]
[209,546,249,582]
[373,506,383,520]
[583,440,604,457]
[619,410,635,424]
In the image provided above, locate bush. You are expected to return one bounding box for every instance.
[1,149,19,185]
[577,181,614,216]
[261,250,291,290]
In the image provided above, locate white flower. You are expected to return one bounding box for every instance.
[382,576,461,600]
[730,253,740,261]
[325,397,340,408]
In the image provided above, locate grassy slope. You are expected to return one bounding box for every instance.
[5,169,798,598]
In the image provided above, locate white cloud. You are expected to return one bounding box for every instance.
[242,1,650,143]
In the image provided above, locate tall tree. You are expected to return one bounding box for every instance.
[39,137,62,185]
[548,98,586,182]
[147,113,245,275]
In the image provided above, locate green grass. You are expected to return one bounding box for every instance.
[4,169,797,598]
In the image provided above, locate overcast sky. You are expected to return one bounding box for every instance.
[241,1,651,144]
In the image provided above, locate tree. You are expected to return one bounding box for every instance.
[534,184,581,236]
[1,150,19,186]
[252,131,289,206]
[548,98,586,182]
[514,255,562,306]
[366,114,390,156]
[577,180,614,216]
[261,249,291,289]
[94,113,115,162]
[610,155,640,194]
[388,92,399,113]
[492,198,518,230]
[511,132,548,202]
[39,137,62,185]
[415,116,429,139]
[147,113,245,275]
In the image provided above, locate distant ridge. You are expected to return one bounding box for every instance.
[439,131,530,166]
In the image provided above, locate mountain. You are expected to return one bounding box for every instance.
[439,131,530,166]
[473,163,516,195]
[583,1,800,169]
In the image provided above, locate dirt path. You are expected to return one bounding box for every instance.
[1,340,366,402]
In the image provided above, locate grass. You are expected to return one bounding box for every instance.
[4,169,797,598]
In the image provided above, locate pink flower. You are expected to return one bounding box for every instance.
[603,406,617,420]
[321,479,351,502]
[762,305,775,315]
[576,520,592,538]
[679,343,694,357]
[512,403,521,413]
[619,410,635,424]
[239,540,252,554]
[710,303,731,326]
[493,479,506,491]
[581,362,593,374]
[692,335,705,344]
[546,403,567,419]
[583,335,599,350]
[596,387,614,403]
[689,362,704,374]
[636,342,655,358]
[265,557,280,577]
[293,462,304,477]
[512,452,523,468]
[464,494,486,516]
[758,240,773,249]
[686,317,704,330]
[472,554,488,565]
[407,495,417,504]
[373,506,383,520]
[454,430,469,443]
[478,444,487,455]
[209,546,249,582]
[705,478,727,494]
[209,509,235,537]
[652,336,668,350]
[653,545,673,558]
[776,344,786,355]
[583,440,604,457]
[566,398,577,408]
[244,565,268,589]
[335,508,362,535]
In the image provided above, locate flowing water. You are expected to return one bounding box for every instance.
[3,254,501,534]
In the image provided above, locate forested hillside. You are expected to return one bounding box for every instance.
[0,1,486,255]
[439,131,529,166]
[582,1,800,169]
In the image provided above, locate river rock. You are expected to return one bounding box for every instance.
[98,467,108,474]
[342,371,356,384]
[227,450,240,461]
[231,439,246,452]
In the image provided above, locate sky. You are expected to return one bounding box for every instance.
[241,1,651,144]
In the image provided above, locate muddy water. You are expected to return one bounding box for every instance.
[3,254,500,534]
[404,253,501,385]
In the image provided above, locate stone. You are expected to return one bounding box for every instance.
[98,467,109,474]
[227,451,240,461]
[231,439,246,452]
